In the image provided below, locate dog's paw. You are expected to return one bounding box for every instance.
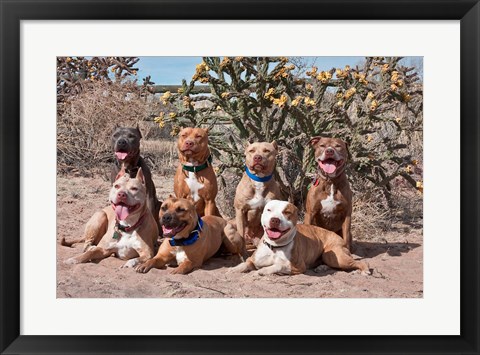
[121,258,139,269]
[64,258,79,265]
[314,264,331,273]
[361,269,372,276]
[228,262,249,273]
[168,267,188,275]
[135,263,152,274]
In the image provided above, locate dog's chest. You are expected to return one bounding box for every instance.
[171,246,188,264]
[108,230,142,259]
[248,181,268,210]
[320,184,341,216]
[253,242,293,268]
[184,172,204,202]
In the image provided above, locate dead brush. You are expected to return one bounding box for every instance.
[57,80,153,174]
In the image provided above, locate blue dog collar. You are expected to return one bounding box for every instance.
[169,217,203,247]
[245,165,273,183]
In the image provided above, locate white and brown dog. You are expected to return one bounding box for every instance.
[304,136,354,250]
[174,127,221,217]
[64,167,158,268]
[234,141,283,243]
[230,200,369,276]
[135,197,246,275]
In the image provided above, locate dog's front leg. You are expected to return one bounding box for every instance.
[229,257,256,273]
[341,215,352,251]
[257,262,290,276]
[170,259,195,274]
[235,207,247,239]
[65,246,114,265]
[204,199,218,216]
[82,210,109,251]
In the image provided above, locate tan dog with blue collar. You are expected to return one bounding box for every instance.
[230,200,370,276]
[136,197,247,275]
[174,127,220,217]
[234,141,283,244]
[64,167,158,268]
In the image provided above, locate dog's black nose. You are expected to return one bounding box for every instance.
[162,213,172,224]
[117,139,128,148]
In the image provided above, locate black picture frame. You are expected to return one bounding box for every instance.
[1,1,479,354]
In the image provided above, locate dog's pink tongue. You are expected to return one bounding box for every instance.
[266,229,282,239]
[115,152,128,160]
[115,205,130,220]
[320,161,337,174]
[162,226,174,235]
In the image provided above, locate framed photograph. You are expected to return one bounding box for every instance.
[1,0,478,354]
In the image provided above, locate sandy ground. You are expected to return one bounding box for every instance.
[56,175,423,298]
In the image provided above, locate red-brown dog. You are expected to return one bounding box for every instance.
[174,127,220,217]
[136,197,246,275]
[304,137,353,250]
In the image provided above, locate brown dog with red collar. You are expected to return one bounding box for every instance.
[64,167,158,268]
[304,136,353,250]
[174,127,220,217]
[135,197,246,275]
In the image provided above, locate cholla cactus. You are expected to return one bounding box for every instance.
[157,56,423,207]
[56,56,140,101]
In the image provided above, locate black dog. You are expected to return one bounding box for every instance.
[111,126,161,234]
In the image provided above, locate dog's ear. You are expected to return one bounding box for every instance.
[135,124,143,139]
[136,167,145,185]
[115,165,126,181]
[270,140,278,151]
[309,136,322,146]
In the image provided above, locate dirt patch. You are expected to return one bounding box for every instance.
[56,175,423,298]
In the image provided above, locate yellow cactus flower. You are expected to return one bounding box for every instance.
[391,71,399,82]
[234,56,244,62]
[170,126,180,136]
[366,135,373,142]
[344,65,351,71]
[273,95,288,108]
[395,117,402,123]
[221,92,231,99]
[344,87,357,99]
[306,66,318,77]
[405,165,413,174]
[220,57,231,68]
[316,71,332,83]
[177,88,185,94]
[264,88,275,100]
[199,77,209,83]
[304,97,316,106]
[396,79,404,87]
[66,57,72,63]
[280,57,288,63]
[169,112,177,119]
[306,83,313,91]
[111,67,116,73]
[336,92,344,99]
[412,159,419,165]
[336,100,344,107]
[370,100,378,111]
[90,75,95,81]
[402,93,412,102]
[390,84,398,92]
[286,64,296,70]
[132,70,137,75]
[291,96,302,107]
[213,166,220,174]
[216,105,222,111]
[367,92,375,100]
[381,63,389,73]
[154,114,166,128]
[416,180,423,193]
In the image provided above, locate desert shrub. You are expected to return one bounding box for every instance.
[156,56,423,209]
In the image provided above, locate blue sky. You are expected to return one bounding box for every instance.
[136,56,370,85]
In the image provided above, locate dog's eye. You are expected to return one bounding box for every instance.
[176,207,186,212]
[195,134,202,139]
[263,149,270,153]
[335,144,341,148]
[267,209,271,212]
[130,187,138,191]
[114,184,120,189]
[319,144,326,148]
[248,149,255,153]
[161,205,168,211]
[128,134,136,139]
[283,211,291,216]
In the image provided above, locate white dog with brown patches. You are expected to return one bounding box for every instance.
[230,200,370,276]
